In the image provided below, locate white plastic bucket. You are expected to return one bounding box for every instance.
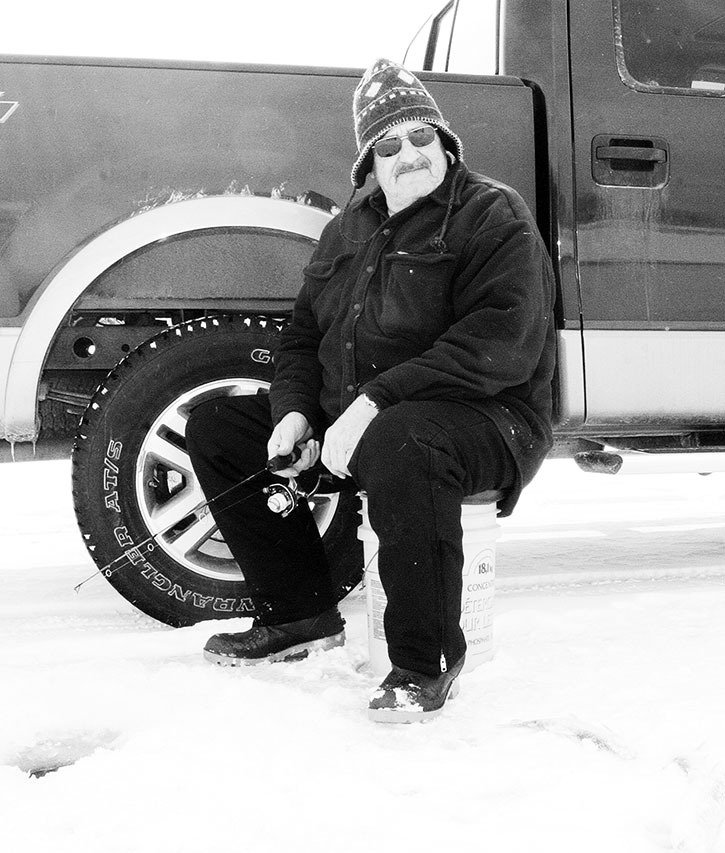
[358,493,499,676]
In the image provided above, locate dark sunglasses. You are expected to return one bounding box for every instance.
[373,125,438,158]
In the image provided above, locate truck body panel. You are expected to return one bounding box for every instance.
[0,59,535,320]
[568,0,725,429]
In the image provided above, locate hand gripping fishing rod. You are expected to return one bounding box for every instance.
[73,447,303,593]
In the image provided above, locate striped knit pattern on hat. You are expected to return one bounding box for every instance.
[351,58,464,189]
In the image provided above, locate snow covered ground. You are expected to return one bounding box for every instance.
[1,458,725,852]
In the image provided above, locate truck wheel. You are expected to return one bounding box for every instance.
[72,315,362,627]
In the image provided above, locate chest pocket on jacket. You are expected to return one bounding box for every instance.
[304,252,355,328]
[304,252,355,282]
[380,251,457,345]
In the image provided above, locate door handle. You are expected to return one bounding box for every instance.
[591,135,669,187]
[595,145,667,163]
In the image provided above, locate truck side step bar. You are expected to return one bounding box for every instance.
[574,451,725,476]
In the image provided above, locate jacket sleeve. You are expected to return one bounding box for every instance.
[268,275,325,432]
[361,218,555,408]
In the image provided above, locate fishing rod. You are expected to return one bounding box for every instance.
[74,448,303,593]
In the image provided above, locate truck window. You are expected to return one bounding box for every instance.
[615,0,725,94]
[404,16,434,70]
[404,1,456,71]
[430,2,456,70]
[405,0,498,75]
[448,0,498,75]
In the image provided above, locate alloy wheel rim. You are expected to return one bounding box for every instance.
[134,378,338,581]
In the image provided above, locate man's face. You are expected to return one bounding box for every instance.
[372,120,449,214]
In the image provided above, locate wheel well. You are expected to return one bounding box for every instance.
[39,225,315,437]
[4,195,331,445]
[77,226,316,308]
[40,224,320,436]
[37,220,329,443]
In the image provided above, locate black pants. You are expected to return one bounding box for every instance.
[186,394,517,676]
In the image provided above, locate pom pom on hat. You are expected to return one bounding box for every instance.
[351,58,464,189]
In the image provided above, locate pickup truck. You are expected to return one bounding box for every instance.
[1,0,723,626]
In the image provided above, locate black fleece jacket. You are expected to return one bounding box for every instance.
[269,162,557,514]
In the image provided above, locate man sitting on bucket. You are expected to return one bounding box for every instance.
[186,58,556,722]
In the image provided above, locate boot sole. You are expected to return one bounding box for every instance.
[203,631,345,667]
[368,677,460,724]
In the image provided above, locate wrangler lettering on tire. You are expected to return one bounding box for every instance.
[72,315,362,627]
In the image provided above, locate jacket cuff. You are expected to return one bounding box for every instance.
[359,382,396,411]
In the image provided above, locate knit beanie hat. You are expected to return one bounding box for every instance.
[351,58,464,189]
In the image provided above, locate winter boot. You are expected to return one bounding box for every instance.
[368,655,465,723]
[203,607,345,666]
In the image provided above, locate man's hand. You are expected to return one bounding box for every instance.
[321,395,378,478]
[267,412,320,478]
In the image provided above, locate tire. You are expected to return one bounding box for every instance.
[72,315,362,627]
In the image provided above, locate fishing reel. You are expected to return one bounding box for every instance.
[263,475,323,517]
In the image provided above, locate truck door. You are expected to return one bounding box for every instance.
[569,0,725,429]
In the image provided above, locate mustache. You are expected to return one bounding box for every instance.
[394,158,430,177]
